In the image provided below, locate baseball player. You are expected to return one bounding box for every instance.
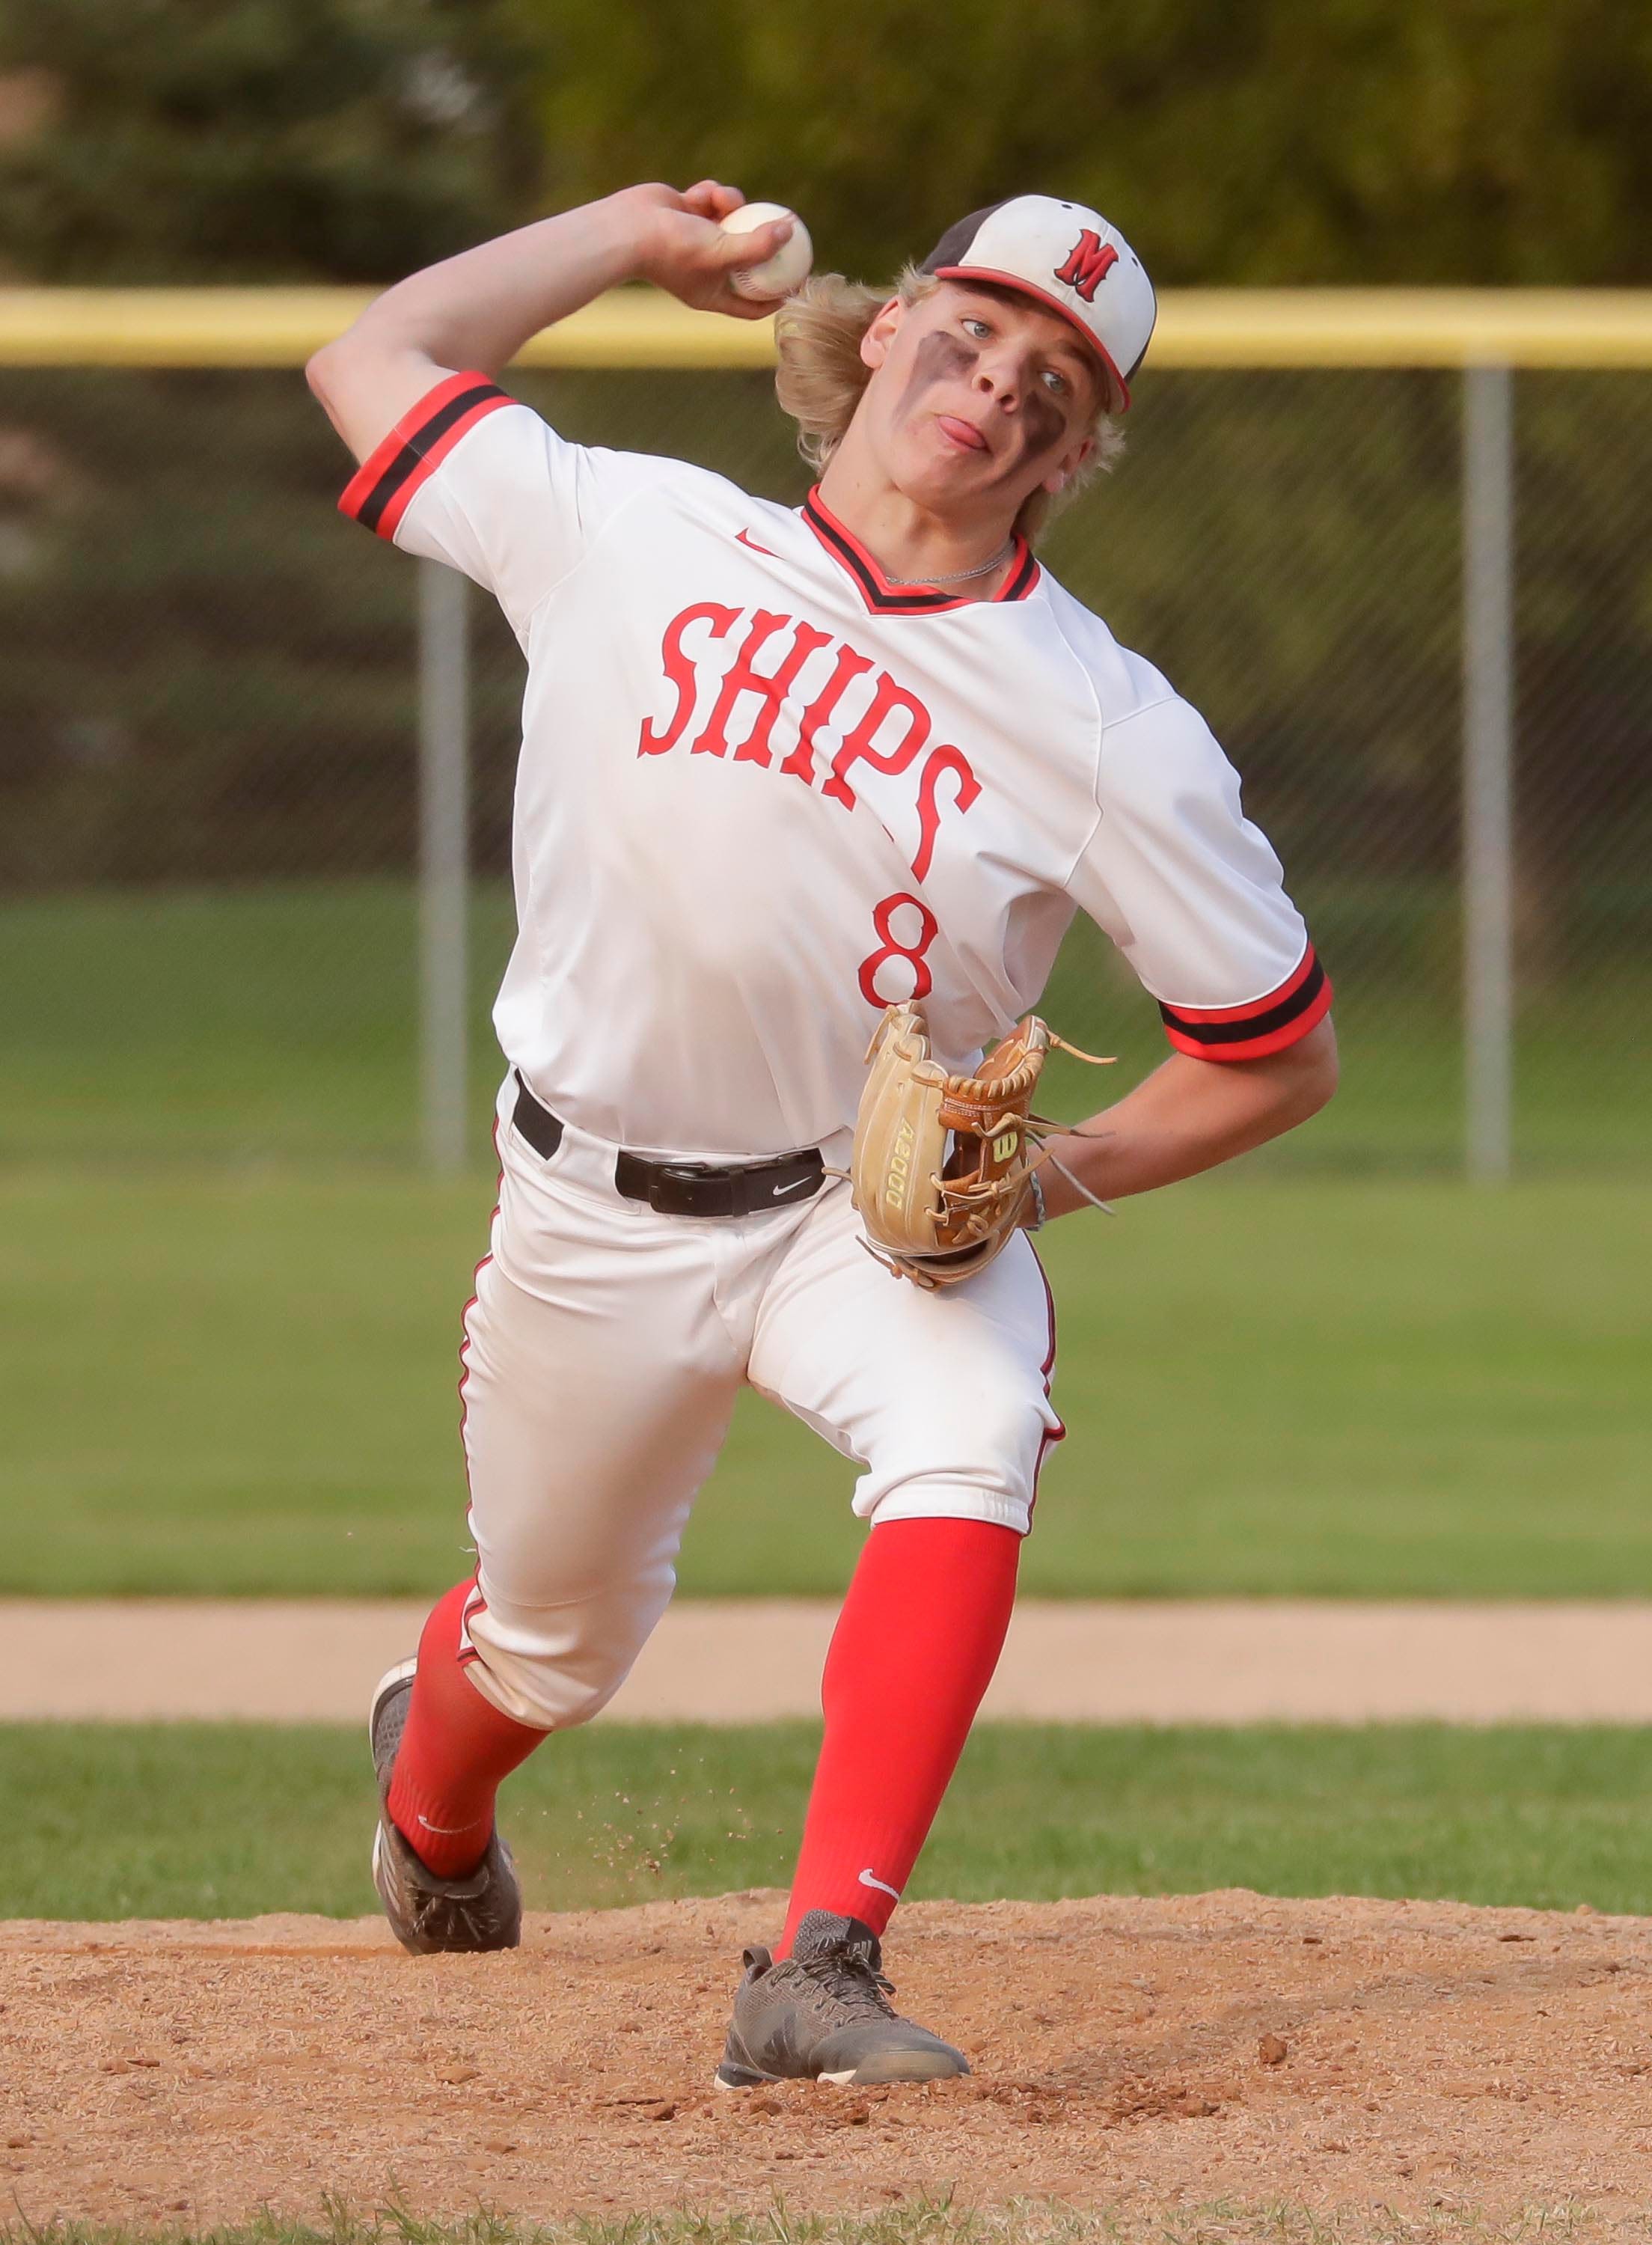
[308,180,1336,2088]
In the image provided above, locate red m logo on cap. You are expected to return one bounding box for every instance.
[1054,230,1119,302]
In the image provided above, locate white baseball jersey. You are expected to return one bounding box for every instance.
[343,370,1331,1159]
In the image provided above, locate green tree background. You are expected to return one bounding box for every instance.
[2,0,1651,285]
[0,0,539,282]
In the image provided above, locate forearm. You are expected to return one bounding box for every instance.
[307,192,646,459]
[1038,1019,1338,1216]
[337,194,643,379]
[307,180,790,465]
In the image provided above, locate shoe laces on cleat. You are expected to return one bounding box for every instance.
[799,1944,897,2020]
[788,1913,898,2020]
[416,1892,494,1948]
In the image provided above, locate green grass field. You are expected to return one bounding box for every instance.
[3,879,1648,1598]
[6,1720,1652,1922]
[4,881,1650,1174]
[1,2205,1576,2245]
[0,2218,1430,2245]
[1,1166,1645,1599]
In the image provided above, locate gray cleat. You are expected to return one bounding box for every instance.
[715,1909,969,2088]
[368,1658,521,1956]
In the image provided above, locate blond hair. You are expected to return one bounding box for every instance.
[774,264,1123,543]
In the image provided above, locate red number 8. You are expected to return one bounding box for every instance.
[857,891,939,1008]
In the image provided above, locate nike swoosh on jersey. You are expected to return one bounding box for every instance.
[735,528,778,556]
[858,1868,901,1900]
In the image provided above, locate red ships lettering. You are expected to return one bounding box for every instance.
[638,605,980,882]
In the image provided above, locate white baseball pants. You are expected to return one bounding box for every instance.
[456,1078,1062,1730]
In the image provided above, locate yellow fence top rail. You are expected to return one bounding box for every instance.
[3,285,1652,370]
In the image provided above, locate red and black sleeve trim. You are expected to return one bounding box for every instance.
[339,370,513,540]
[1158,944,1333,1061]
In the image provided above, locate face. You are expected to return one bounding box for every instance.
[853,281,1103,521]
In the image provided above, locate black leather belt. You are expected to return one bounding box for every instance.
[512,1072,825,1219]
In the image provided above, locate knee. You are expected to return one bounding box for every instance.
[854,1387,1060,1539]
[463,1581,670,1731]
[468,1646,620,1732]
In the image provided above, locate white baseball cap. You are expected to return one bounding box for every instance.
[920,195,1157,413]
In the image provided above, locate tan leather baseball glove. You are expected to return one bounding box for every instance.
[849,1002,1113,1289]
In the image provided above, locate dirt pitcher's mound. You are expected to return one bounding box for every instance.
[4,1892,1652,2227]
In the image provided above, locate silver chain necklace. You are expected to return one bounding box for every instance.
[884,537,1016,587]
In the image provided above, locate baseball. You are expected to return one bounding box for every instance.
[720,201,813,301]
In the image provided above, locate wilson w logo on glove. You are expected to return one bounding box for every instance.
[849,1004,1113,1289]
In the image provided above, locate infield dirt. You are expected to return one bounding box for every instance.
[4,1892,1652,2229]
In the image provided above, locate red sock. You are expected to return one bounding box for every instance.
[387,1580,547,1878]
[778,1517,1020,1955]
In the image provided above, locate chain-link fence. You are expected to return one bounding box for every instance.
[1,309,1648,1176]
